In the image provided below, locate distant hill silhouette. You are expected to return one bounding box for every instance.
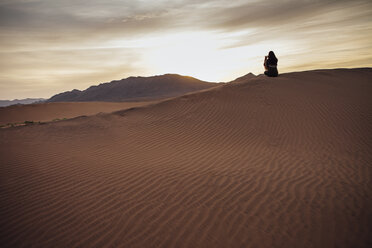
[0,98,45,107]
[47,74,218,102]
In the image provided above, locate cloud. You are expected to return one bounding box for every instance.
[0,46,148,99]
[2,0,370,46]
[217,1,372,48]
[0,0,371,99]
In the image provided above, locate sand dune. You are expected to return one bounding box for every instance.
[0,101,158,126]
[0,68,371,247]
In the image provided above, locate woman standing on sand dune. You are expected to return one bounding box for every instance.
[264,51,278,77]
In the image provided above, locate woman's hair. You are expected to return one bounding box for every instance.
[268,51,277,60]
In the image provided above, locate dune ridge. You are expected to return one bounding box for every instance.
[0,68,371,247]
[0,101,159,126]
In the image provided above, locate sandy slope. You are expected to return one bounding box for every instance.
[0,68,371,248]
[0,101,158,125]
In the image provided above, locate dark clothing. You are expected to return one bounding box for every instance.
[264,66,278,77]
[264,57,278,77]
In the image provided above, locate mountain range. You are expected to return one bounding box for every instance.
[47,74,219,102]
[0,98,45,107]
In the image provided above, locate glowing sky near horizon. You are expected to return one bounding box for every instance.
[0,0,372,99]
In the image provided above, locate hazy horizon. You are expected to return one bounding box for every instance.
[1,0,372,99]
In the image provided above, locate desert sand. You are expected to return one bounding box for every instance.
[0,101,158,126]
[0,68,371,247]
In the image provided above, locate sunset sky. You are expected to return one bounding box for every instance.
[1,0,371,99]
